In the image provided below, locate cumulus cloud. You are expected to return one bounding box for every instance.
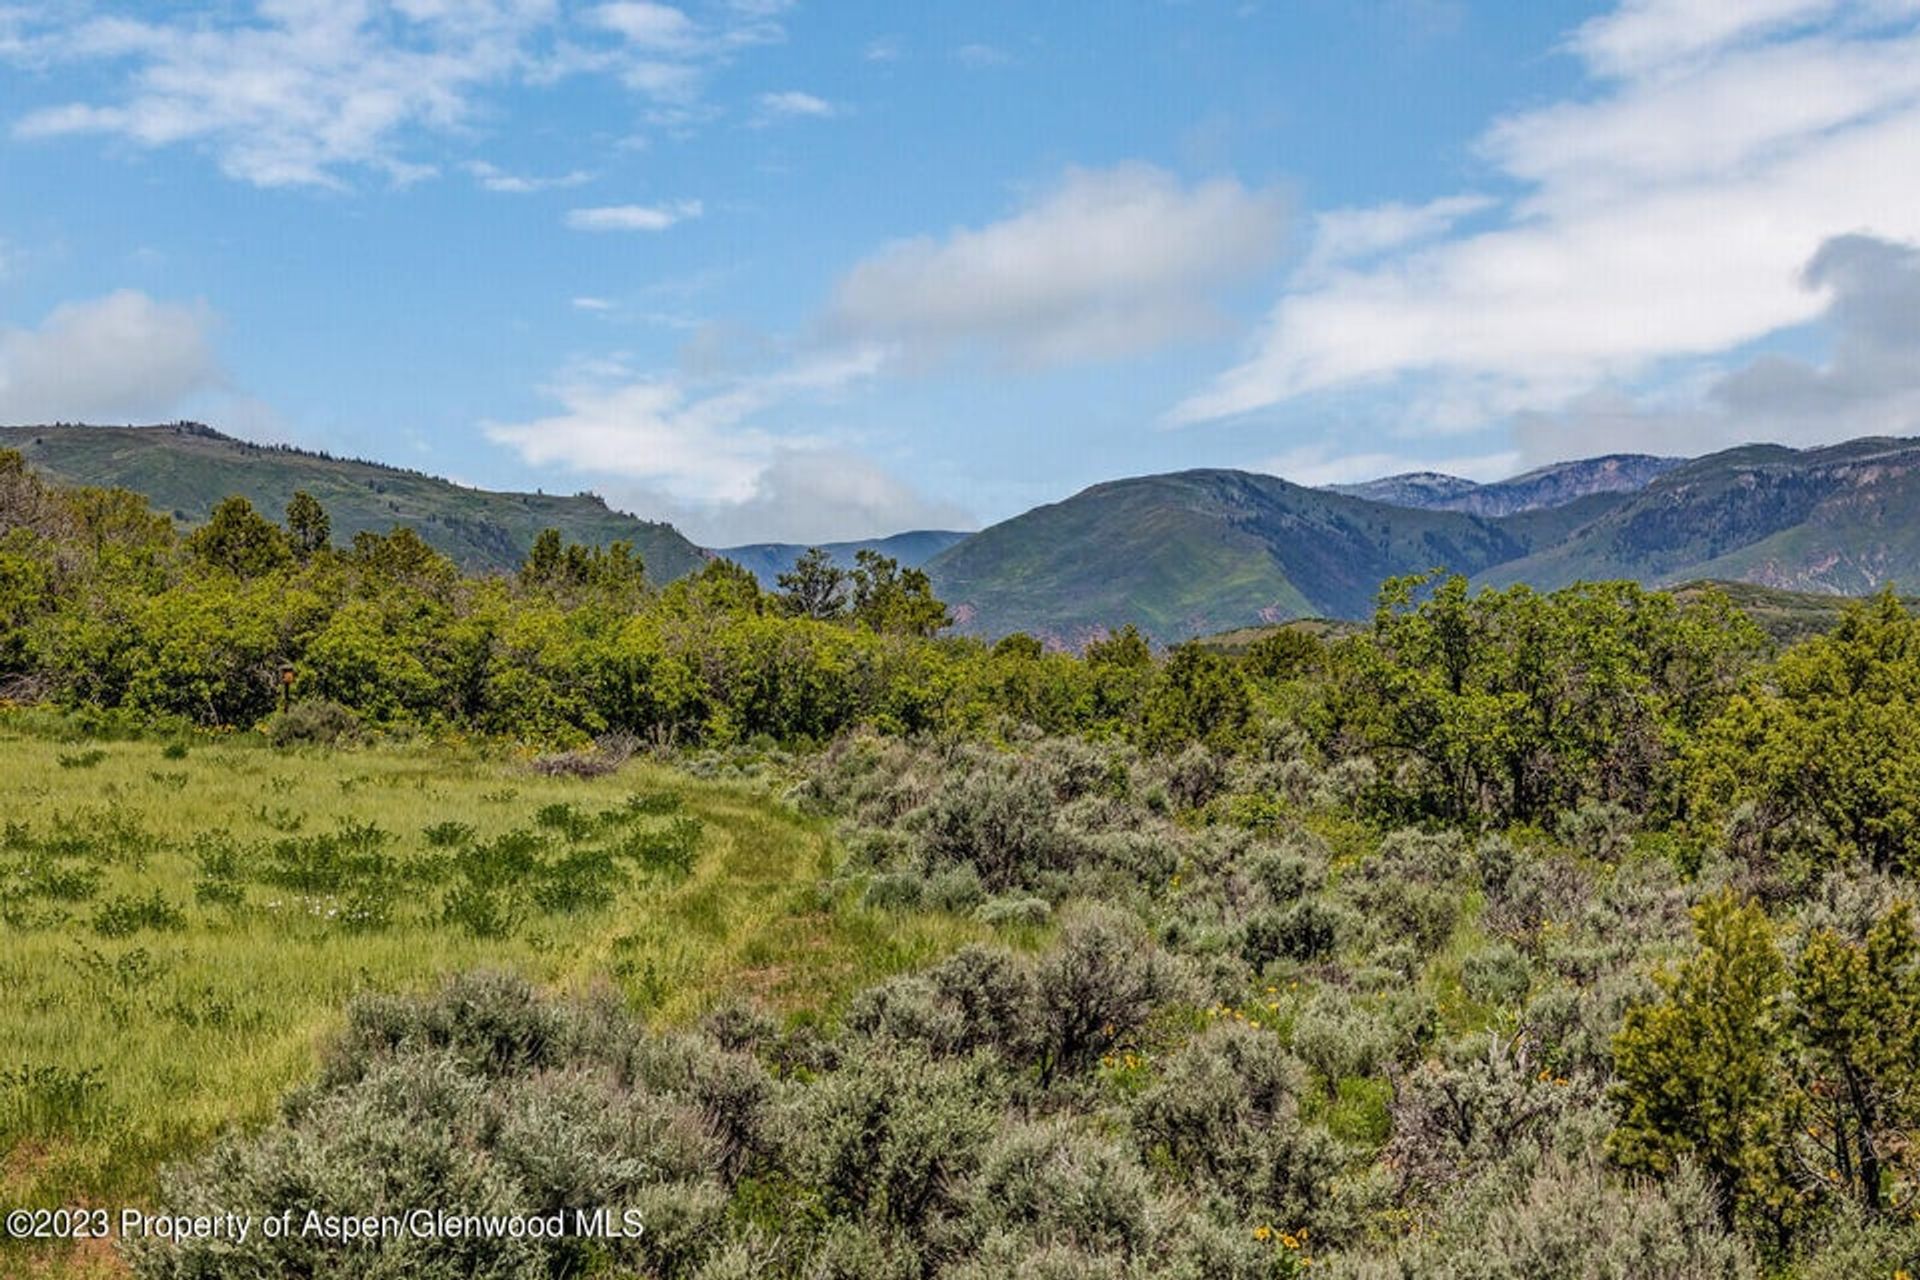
[0,290,221,423]
[590,1,701,52]
[484,346,880,504]
[484,344,961,542]
[565,200,702,231]
[1170,0,1920,434]
[658,449,974,546]
[826,163,1288,368]
[3,1,791,186]
[1509,232,1920,461]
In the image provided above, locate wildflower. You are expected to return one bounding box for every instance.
[1253,1224,1272,1241]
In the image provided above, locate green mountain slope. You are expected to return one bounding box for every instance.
[0,423,709,581]
[1479,438,1920,594]
[926,469,1525,644]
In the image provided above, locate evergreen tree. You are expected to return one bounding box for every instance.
[1610,890,1787,1223]
[778,548,849,621]
[188,496,291,577]
[284,490,331,558]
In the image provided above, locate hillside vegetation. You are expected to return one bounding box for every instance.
[13,447,1920,1277]
[716,530,969,588]
[930,436,1920,643]
[17,424,1920,648]
[926,469,1524,644]
[0,424,708,581]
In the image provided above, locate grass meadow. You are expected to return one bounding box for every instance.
[0,714,987,1274]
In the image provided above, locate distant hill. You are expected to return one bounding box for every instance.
[1332,454,1682,516]
[925,437,1920,645]
[0,423,709,581]
[925,469,1528,645]
[1328,471,1481,509]
[21,422,1920,645]
[1479,438,1920,595]
[715,530,971,588]
[1199,581,1917,653]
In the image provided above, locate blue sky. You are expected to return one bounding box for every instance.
[3,0,1920,544]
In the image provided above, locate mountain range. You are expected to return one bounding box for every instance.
[8,422,1920,645]
[924,438,1920,642]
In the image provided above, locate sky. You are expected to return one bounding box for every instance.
[2,0,1919,545]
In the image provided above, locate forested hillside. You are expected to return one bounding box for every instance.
[931,437,1920,643]
[0,423,709,581]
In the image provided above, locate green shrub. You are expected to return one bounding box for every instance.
[1033,908,1188,1082]
[1462,942,1533,1006]
[90,889,187,937]
[128,974,727,1280]
[918,762,1072,891]
[862,871,924,911]
[1242,899,1343,968]
[1249,845,1325,903]
[265,698,362,748]
[955,1118,1156,1258]
[1385,1031,1597,1197]
[782,1040,1002,1229]
[977,895,1051,928]
[1319,1155,1755,1279]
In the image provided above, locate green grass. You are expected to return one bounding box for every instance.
[0,715,984,1226]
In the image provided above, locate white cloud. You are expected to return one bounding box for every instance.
[1567,0,1849,77]
[661,449,974,545]
[756,90,834,119]
[590,1,699,52]
[1512,232,1920,460]
[3,1,792,186]
[1170,1,1920,436]
[565,200,702,231]
[1297,195,1493,279]
[484,346,882,503]
[864,35,902,62]
[486,343,960,542]
[8,2,553,188]
[465,160,592,193]
[827,163,1288,368]
[571,296,615,311]
[0,290,221,423]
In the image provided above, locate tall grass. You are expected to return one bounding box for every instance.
[0,712,984,1223]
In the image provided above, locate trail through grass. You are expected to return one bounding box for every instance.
[0,716,980,1228]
